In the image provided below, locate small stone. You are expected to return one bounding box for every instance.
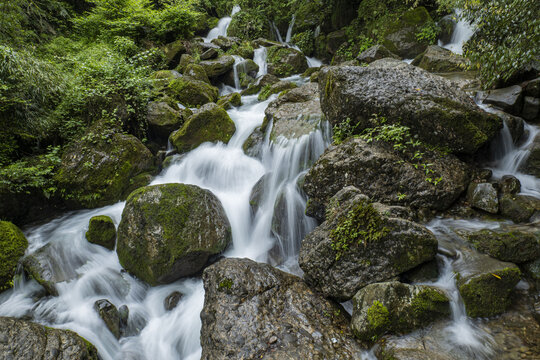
[269,336,278,344]
[164,291,184,311]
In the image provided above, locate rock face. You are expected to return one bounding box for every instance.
[303,138,470,221]
[117,183,231,286]
[85,215,116,250]
[263,83,323,141]
[383,7,432,58]
[54,133,155,208]
[169,103,236,153]
[411,45,467,73]
[0,221,28,292]
[351,282,450,342]
[147,101,184,143]
[0,317,99,360]
[466,182,499,214]
[357,45,400,64]
[266,46,308,77]
[319,61,501,155]
[465,227,540,264]
[200,258,365,360]
[299,187,438,301]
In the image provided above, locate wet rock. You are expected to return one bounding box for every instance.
[325,30,347,55]
[521,133,540,178]
[241,74,280,96]
[401,259,440,283]
[500,175,521,195]
[162,39,186,68]
[176,53,196,73]
[117,183,231,285]
[257,80,297,101]
[22,244,70,296]
[351,282,450,342]
[525,78,540,98]
[483,85,524,116]
[411,45,467,73]
[490,108,525,144]
[467,182,499,214]
[169,103,236,153]
[200,258,365,360]
[438,14,456,45]
[263,83,323,141]
[464,226,540,263]
[118,304,129,330]
[303,138,470,221]
[221,59,259,88]
[382,7,432,58]
[216,92,242,110]
[184,63,210,84]
[248,173,270,214]
[85,215,116,250]
[319,61,501,155]
[299,187,438,301]
[0,317,99,360]
[164,291,184,311]
[500,193,540,223]
[199,55,236,78]
[356,45,400,64]
[200,47,218,60]
[522,96,540,122]
[454,250,521,317]
[167,76,219,107]
[0,221,28,292]
[266,46,308,77]
[94,299,121,339]
[54,131,155,209]
[242,126,265,157]
[147,102,184,143]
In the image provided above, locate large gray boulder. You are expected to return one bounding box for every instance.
[299,187,438,301]
[200,258,365,360]
[117,183,232,286]
[0,317,99,360]
[303,138,470,221]
[483,85,524,116]
[319,60,501,155]
[263,83,323,141]
[147,101,184,143]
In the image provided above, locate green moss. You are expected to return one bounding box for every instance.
[410,288,450,321]
[218,278,233,290]
[459,267,521,317]
[467,230,540,263]
[168,77,218,107]
[85,215,116,250]
[330,199,389,260]
[258,81,297,101]
[365,300,390,341]
[0,221,28,292]
[217,92,242,109]
[266,46,307,77]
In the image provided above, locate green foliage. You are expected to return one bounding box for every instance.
[291,30,314,56]
[330,199,389,260]
[416,20,440,44]
[332,117,360,144]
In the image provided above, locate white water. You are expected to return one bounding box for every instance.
[203,5,241,42]
[441,10,475,55]
[253,47,268,78]
[285,14,296,43]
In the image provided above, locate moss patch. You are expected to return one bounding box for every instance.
[365,300,390,341]
[0,221,28,292]
[85,215,116,250]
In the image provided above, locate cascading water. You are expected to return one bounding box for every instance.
[441,10,475,55]
[203,5,241,42]
[253,47,268,77]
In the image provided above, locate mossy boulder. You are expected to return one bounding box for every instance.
[267,46,308,78]
[162,39,186,68]
[167,76,219,107]
[217,92,242,110]
[211,36,240,51]
[411,45,468,73]
[465,227,540,264]
[117,183,232,286]
[257,80,298,101]
[357,45,400,64]
[319,61,502,155]
[241,74,280,96]
[383,6,433,58]
[199,55,236,78]
[86,215,116,250]
[183,64,210,84]
[176,53,196,73]
[0,221,28,292]
[147,101,184,143]
[54,132,155,209]
[351,282,450,342]
[466,182,499,214]
[299,187,438,301]
[220,59,259,88]
[169,103,236,153]
[499,193,540,223]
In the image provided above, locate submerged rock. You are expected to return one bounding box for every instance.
[85,215,116,250]
[266,46,308,77]
[94,299,121,339]
[351,282,450,342]
[303,138,470,221]
[169,103,236,153]
[299,187,438,301]
[117,183,231,285]
[319,61,501,155]
[0,317,99,360]
[0,221,28,292]
[200,258,365,360]
[164,291,183,311]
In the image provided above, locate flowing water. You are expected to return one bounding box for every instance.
[203,5,241,42]
[440,10,475,55]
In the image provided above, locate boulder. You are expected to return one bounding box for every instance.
[94,299,121,339]
[499,193,540,223]
[162,39,186,68]
[147,101,184,143]
[489,108,524,143]
[319,61,501,155]
[500,175,521,195]
[263,83,323,141]
[169,103,236,153]
[199,55,236,78]
[466,182,499,214]
[0,317,98,360]
[521,133,540,178]
[411,45,467,73]
[168,76,219,107]
[54,132,155,208]
[176,53,196,73]
[383,7,432,58]
[200,258,365,360]
[211,36,240,51]
[216,92,242,110]
[183,63,210,84]
[303,138,470,221]
[200,48,218,60]
[164,291,183,311]
[525,78,540,98]
[299,187,438,301]
[464,226,540,263]
[483,85,524,116]
[351,282,450,342]
[241,74,280,96]
[325,30,347,55]
[356,45,400,64]
[85,215,116,250]
[266,46,308,77]
[438,14,456,45]
[438,71,481,92]
[257,80,297,101]
[117,183,231,285]
[0,221,28,292]
[522,96,540,122]
[221,59,259,88]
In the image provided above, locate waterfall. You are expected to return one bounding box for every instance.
[203,5,241,42]
[285,14,296,43]
[441,10,475,55]
[254,47,268,77]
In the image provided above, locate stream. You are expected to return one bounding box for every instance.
[0,8,538,360]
